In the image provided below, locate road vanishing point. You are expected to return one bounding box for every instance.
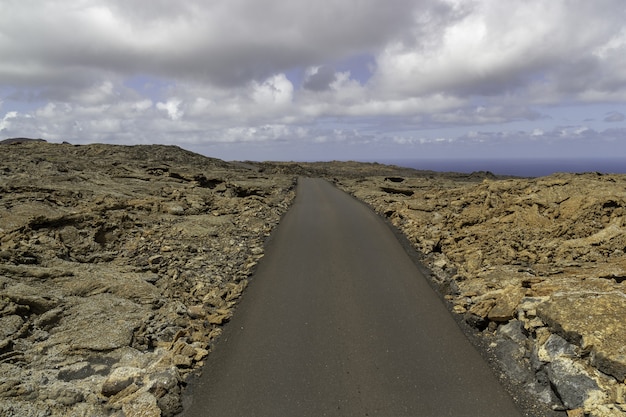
[180,178,523,417]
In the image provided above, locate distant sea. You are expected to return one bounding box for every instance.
[377,158,626,177]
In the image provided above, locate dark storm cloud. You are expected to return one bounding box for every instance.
[303,66,337,91]
[0,0,425,88]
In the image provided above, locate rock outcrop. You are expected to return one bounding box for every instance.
[0,142,295,416]
[338,172,626,417]
[3,143,626,417]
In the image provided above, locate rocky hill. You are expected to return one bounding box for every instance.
[1,142,625,417]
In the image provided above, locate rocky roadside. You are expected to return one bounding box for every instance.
[334,172,626,417]
[3,142,626,417]
[0,142,295,417]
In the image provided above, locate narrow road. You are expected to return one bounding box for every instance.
[181,178,523,417]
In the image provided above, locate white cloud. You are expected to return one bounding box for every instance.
[594,28,626,60]
[222,124,294,143]
[72,81,116,105]
[0,111,18,132]
[0,0,420,88]
[156,98,183,120]
[428,105,545,126]
[36,103,59,118]
[373,0,626,101]
[2,0,624,102]
[132,99,153,112]
[251,74,294,107]
[1,0,626,159]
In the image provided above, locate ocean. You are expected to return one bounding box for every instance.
[378,158,626,177]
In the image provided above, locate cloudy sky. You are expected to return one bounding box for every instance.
[1,0,626,164]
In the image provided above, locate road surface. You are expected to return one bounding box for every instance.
[180,178,523,417]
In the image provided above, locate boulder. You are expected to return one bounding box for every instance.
[546,357,602,409]
[102,367,145,397]
[121,392,161,417]
[488,286,526,322]
[537,293,626,382]
[43,294,148,352]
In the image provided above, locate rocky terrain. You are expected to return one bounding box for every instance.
[0,141,295,416]
[335,172,626,417]
[2,141,626,417]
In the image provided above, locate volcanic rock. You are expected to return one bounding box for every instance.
[336,171,626,416]
[0,142,295,416]
[4,143,626,417]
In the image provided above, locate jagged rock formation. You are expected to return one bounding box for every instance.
[3,142,626,417]
[0,142,295,416]
[338,173,626,417]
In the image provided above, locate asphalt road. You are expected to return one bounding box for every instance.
[180,178,523,417]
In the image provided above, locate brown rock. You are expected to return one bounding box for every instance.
[488,287,526,322]
[337,170,626,413]
[121,392,161,417]
[0,283,60,314]
[468,298,496,319]
[0,142,297,417]
[187,304,205,319]
[9,143,626,415]
[207,309,232,325]
[43,294,148,352]
[0,315,24,339]
[537,292,626,382]
[102,367,144,397]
